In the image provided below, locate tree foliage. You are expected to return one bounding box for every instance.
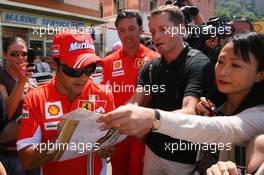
[216,0,264,21]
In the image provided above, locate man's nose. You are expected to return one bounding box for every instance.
[124,30,131,37]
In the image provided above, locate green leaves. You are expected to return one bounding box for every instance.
[216,0,264,21]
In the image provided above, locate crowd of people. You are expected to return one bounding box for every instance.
[0,1,263,175]
[33,55,51,73]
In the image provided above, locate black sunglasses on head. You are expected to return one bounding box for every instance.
[10,51,27,57]
[117,10,137,18]
[55,59,96,78]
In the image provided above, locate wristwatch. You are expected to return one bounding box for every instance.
[152,109,161,130]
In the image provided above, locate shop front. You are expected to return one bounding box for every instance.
[0,1,107,66]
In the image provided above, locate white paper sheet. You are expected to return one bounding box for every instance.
[55,108,127,161]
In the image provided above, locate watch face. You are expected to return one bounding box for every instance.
[152,109,161,130]
[152,120,161,130]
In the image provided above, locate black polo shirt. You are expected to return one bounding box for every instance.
[137,45,214,164]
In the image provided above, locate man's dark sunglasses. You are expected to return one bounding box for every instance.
[117,10,137,18]
[55,59,96,78]
[10,51,27,57]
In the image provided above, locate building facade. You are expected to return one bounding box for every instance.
[0,0,216,64]
[99,0,216,54]
[0,0,107,65]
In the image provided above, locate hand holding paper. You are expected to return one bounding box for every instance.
[53,108,127,162]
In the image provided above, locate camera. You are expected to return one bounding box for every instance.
[27,48,35,67]
[187,17,235,41]
[164,0,235,60]
[165,0,186,7]
[165,0,199,25]
[204,17,235,39]
[185,17,235,50]
[174,0,185,7]
[181,6,199,24]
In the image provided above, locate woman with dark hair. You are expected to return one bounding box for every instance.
[97,32,264,174]
[199,31,264,114]
[194,31,264,174]
[0,37,37,175]
[0,37,34,119]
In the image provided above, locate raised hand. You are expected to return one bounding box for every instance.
[196,97,216,116]
[206,161,239,175]
[97,104,155,136]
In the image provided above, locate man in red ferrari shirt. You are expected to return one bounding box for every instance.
[101,10,159,175]
[16,31,115,175]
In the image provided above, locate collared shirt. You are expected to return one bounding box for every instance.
[101,44,159,107]
[17,78,115,175]
[137,45,214,164]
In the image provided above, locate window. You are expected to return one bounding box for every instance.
[150,0,158,11]
[45,41,52,57]
[99,2,103,17]
[114,0,124,14]
[30,40,43,56]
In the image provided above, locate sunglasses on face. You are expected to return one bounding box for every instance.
[56,61,96,78]
[10,51,28,57]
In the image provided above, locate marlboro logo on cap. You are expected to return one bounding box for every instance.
[52,31,101,69]
[52,45,60,56]
[69,40,95,52]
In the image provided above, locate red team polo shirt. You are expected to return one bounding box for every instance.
[102,44,159,107]
[17,78,115,175]
[101,44,159,175]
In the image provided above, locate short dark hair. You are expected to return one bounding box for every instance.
[228,32,264,114]
[115,9,142,28]
[148,5,184,26]
[3,37,26,53]
[231,32,264,71]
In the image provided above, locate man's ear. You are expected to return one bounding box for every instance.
[255,71,264,82]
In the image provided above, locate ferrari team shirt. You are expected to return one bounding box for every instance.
[101,44,159,107]
[17,78,115,175]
